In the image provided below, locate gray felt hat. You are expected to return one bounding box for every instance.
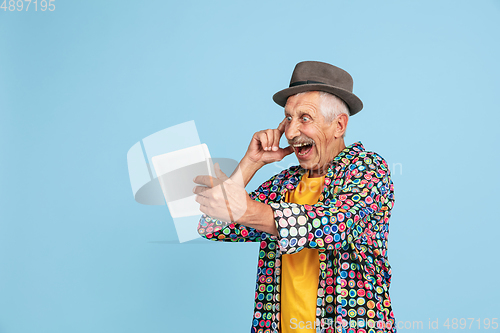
[273,61,363,115]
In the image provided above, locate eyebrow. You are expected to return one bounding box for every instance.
[284,110,314,118]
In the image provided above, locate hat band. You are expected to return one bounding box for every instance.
[289,80,325,87]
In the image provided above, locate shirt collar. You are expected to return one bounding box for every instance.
[332,141,364,164]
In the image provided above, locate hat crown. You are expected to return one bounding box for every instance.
[290,61,354,92]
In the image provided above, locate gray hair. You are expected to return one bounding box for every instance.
[318,91,350,121]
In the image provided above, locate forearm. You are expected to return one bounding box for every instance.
[231,156,265,188]
[237,199,278,236]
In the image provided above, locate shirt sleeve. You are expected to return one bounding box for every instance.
[271,153,395,254]
[197,170,287,242]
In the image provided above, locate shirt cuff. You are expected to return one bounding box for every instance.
[270,201,309,254]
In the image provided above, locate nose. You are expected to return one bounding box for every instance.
[285,119,301,141]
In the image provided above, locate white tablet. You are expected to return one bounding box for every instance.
[151,143,214,218]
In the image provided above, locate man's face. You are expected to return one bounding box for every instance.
[284,91,338,175]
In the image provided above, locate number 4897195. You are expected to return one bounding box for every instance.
[1,0,55,11]
[443,318,499,330]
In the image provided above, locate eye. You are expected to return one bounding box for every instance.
[301,116,310,122]
[286,116,292,121]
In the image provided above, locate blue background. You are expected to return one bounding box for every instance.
[1,1,499,332]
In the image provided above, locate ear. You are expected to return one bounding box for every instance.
[335,113,349,138]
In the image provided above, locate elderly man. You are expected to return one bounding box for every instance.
[194,61,396,333]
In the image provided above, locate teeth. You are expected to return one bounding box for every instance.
[292,142,314,147]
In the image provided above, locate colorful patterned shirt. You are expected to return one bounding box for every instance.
[197,142,396,333]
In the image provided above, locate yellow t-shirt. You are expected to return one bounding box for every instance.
[281,171,325,333]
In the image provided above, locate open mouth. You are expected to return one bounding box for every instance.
[293,142,315,157]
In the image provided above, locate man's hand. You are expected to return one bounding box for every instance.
[244,119,294,167]
[193,163,278,236]
[193,163,250,223]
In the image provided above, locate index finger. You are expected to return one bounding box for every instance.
[277,118,287,134]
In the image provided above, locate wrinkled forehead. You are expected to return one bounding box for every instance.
[284,91,322,115]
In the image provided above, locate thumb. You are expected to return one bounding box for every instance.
[214,163,229,181]
[280,145,294,157]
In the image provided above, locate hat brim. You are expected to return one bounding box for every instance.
[272,84,363,116]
